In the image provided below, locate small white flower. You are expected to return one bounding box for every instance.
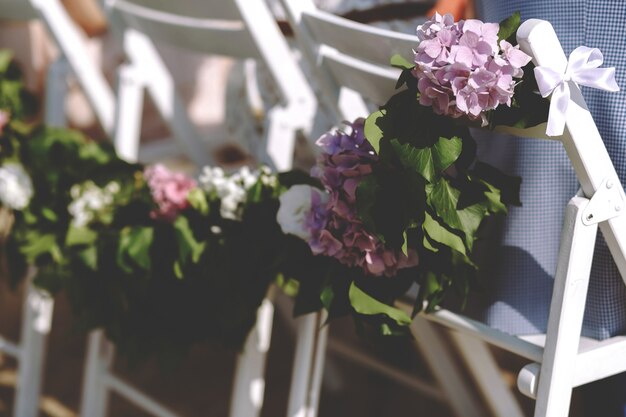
[0,163,33,210]
[276,185,326,240]
[68,180,120,227]
[198,166,226,193]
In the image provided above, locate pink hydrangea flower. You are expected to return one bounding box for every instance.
[144,164,197,221]
[306,119,419,277]
[0,110,9,135]
[413,14,532,123]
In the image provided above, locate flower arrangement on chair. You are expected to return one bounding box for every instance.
[275,11,617,332]
[0,11,619,360]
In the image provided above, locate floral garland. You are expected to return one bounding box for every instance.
[3,12,615,361]
[0,50,322,362]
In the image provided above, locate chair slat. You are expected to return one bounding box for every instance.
[119,0,240,20]
[302,9,417,66]
[110,0,261,59]
[320,48,400,106]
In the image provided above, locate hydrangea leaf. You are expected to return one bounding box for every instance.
[349,282,412,326]
[428,178,486,249]
[364,110,385,154]
[390,136,462,183]
[390,54,414,70]
[423,212,466,255]
[497,11,521,44]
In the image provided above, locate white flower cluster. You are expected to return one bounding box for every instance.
[68,181,120,227]
[0,163,33,210]
[198,165,276,220]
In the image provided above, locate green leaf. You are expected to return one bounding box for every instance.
[391,136,462,183]
[118,226,153,271]
[174,216,205,265]
[41,207,58,222]
[498,12,521,43]
[20,232,62,263]
[78,246,98,270]
[320,285,335,311]
[349,282,411,326]
[390,54,414,70]
[187,188,209,215]
[364,110,385,154]
[423,212,467,255]
[66,226,98,246]
[401,231,408,256]
[428,178,485,249]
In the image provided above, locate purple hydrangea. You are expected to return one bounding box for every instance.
[413,13,532,124]
[306,119,419,277]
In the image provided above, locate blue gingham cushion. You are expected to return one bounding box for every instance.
[474,0,626,340]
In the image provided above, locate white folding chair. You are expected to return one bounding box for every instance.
[0,0,116,134]
[413,19,626,417]
[275,2,526,417]
[0,2,116,415]
[79,1,317,417]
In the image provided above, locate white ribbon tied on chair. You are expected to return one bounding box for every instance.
[534,46,620,136]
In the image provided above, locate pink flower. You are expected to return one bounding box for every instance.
[416,12,455,41]
[144,164,197,221]
[413,14,532,122]
[0,110,9,135]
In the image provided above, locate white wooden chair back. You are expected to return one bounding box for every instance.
[103,0,315,170]
[278,0,417,120]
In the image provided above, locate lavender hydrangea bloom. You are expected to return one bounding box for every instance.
[413,14,532,123]
[306,119,419,277]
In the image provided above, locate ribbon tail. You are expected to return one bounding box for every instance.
[574,67,620,92]
[546,82,570,137]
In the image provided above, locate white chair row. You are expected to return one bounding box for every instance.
[4,1,625,417]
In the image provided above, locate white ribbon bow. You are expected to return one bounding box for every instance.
[534,46,620,136]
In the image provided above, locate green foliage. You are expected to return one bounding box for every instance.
[349,282,411,325]
[497,11,521,44]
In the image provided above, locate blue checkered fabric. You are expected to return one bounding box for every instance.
[473,0,626,340]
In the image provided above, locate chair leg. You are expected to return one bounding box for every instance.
[229,287,276,417]
[532,196,598,417]
[44,56,70,128]
[14,268,53,417]
[263,106,297,172]
[411,317,485,417]
[114,64,145,163]
[80,329,115,417]
[286,311,328,417]
[450,332,525,417]
[123,30,213,167]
